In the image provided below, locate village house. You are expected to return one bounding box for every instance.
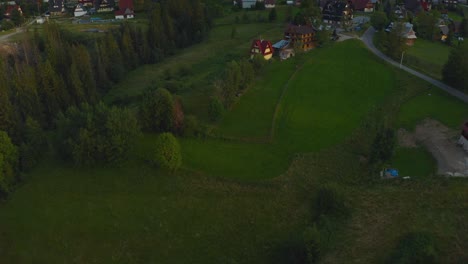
[49,0,65,15]
[386,22,417,45]
[351,0,378,12]
[321,0,353,24]
[284,24,316,51]
[95,0,115,13]
[115,0,134,19]
[272,39,295,60]
[250,39,274,60]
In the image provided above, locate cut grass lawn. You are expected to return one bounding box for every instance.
[183,40,394,180]
[0,157,308,264]
[404,39,452,80]
[215,58,297,140]
[397,87,468,130]
[391,147,436,178]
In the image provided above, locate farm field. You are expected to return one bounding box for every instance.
[1,7,468,264]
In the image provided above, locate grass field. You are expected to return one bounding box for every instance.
[397,87,468,130]
[181,40,394,180]
[1,8,468,263]
[404,39,452,80]
[391,147,436,178]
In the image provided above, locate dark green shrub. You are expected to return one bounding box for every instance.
[303,225,321,263]
[209,97,224,122]
[55,103,140,166]
[152,132,182,171]
[19,117,46,171]
[314,184,349,219]
[0,130,18,197]
[139,88,175,132]
[388,232,439,264]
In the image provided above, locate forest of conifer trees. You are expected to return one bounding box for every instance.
[0,0,214,197]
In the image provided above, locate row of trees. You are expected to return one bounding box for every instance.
[209,57,266,121]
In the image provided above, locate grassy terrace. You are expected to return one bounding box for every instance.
[1,9,468,263]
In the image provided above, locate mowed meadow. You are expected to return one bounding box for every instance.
[1,7,468,264]
[182,40,394,180]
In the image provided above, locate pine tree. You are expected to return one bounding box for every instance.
[120,23,138,70]
[0,65,13,134]
[75,45,97,103]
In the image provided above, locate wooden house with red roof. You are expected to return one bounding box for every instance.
[284,25,316,51]
[115,0,134,19]
[250,39,274,60]
[4,4,22,18]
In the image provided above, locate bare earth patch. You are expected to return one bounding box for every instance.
[397,128,418,148]
[404,119,468,177]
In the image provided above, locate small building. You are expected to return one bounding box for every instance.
[250,39,274,60]
[74,4,87,17]
[386,22,417,46]
[322,0,353,23]
[49,0,65,15]
[284,24,317,51]
[403,22,417,46]
[115,0,134,19]
[95,0,115,13]
[242,0,257,8]
[272,39,294,60]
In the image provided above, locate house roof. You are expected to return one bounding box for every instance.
[272,39,290,49]
[440,25,449,35]
[285,24,316,35]
[49,0,64,12]
[403,22,417,39]
[115,8,134,16]
[119,0,133,9]
[251,39,274,55]
[405,0,423,13]
[352,0,370,10]
[4,4,21,17]
[265,0,275,5]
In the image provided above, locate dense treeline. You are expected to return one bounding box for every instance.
[0,0,213,197]
[55,103,140,166]
[442,43,468,92]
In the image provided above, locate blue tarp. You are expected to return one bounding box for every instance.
[385,168,399,177]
